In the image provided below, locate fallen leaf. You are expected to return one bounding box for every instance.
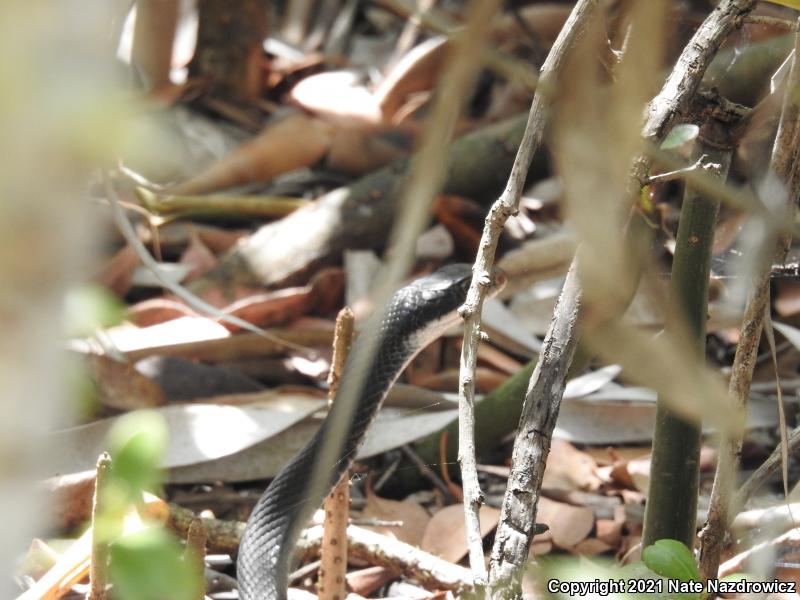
[170,112,333,195]
[346,566,397,596]
[41,392,324,478]
[362,490,430,547]
[289,71,382,126]
[84,353,167,410]
[536,497,595,549]
[543,439,602,492]
[375,36,448,121]
[95,244,139,297]
[171,406,459,484]
[179,229,217,282]
[571,537,612,556]
[420,503,500,563]
[127,298,197,327]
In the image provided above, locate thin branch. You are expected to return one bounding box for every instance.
[87,453,111,600]
[489,0,762,596]
[743,15,799,31]
[642,154,720,185]
[734,424,800,511]
[698,19,800,582]
[318,308,355,600]
[457,0,600,588]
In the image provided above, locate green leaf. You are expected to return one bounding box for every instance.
[643,539,700,582]
[110,528,200,600]
[64,285,125,336]
[108,411,168,499]
[661,124,699,150]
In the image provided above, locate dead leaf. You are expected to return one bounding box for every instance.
[542,439,602,492]
[219,268,343,331]
[179,229,217,282]
[84,353,167,410]
[536,497,595,549]
[571,538,612,556]
[325,126,411,174]
[170,112,333,195]
[420,503,500,563]
[42,392,324,478]
[362,489,430,547]
[375,36,448,122]
[94,244,139,297]
[346,566,397,596]
[127,298,197,327]
[98,316,231,353]
[289,71,383,126]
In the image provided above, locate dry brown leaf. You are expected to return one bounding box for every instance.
[776,281,800,317]
[596,513,625,547]
[325,126,411,175]
[127,298,197,327]
[433,195,484,257]
[179,229,218,282]
[170,112,333,195]
[289,71,383,126]
[375,36,448,122]
[542,439,602,492]
[536,497,595,549]
[571,537,613,556]
[608,455,651,492]
[220,267,343,331]
[346,566,397,597]
[419,503,500,563]
[94,243,139,297]
[361,490,430,547]
[84,353,167,410]
[530,537,554,556]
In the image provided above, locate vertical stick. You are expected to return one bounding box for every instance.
[318,308,355,600]
[88,453,112,600]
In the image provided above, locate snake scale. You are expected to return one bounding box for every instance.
[237,263,505,599]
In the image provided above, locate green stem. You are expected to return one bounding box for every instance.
[642,142,732,549]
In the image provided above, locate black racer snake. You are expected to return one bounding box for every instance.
[237,263,506,599]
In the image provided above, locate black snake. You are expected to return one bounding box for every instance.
[237,263,505,599]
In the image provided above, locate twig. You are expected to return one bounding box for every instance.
[87,453,111,600]
[167,502,246,555]
[297,524,473,594]
[734,424,800,510]
[489,0,762,596]
[388,0,436,68]
[439,431,463,501]
[184,518,207,600]
[699,20,800,582]
[642,155,720,185]
[374,0,539,91]
[456,1,599,589]
[744,15,799,31]
[399,445,453,502]
[318,308,355,600]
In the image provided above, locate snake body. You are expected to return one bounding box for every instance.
[237,264,503,599]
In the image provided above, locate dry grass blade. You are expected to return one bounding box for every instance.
[762,306,791,500]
